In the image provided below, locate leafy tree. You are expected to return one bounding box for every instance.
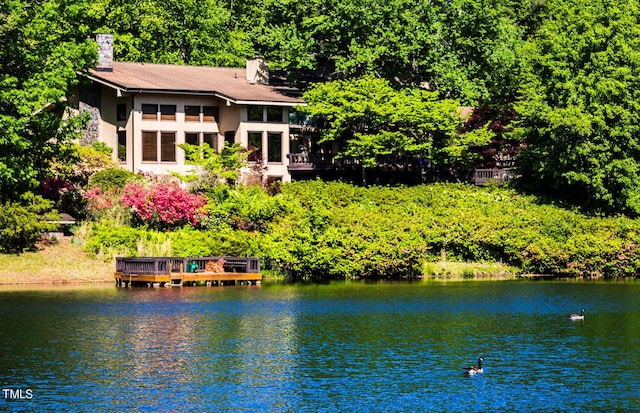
[175,142,250,192]
[301,76,492,174]
[0,0,96,203]
[249,0,526,105]
[99,0,253,66]
[513,0,640,215]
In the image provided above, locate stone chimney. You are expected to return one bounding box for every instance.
[246,57,269,85]
[96,33,114,72]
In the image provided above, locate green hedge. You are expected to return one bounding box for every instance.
[83,181,640,279]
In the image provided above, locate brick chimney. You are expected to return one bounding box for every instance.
[96,33,114,72]
[246,57,269,85]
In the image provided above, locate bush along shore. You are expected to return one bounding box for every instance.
[72,180,640,282]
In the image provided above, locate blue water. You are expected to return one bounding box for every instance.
[0,281,638,412]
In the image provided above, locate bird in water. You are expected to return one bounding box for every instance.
[569,309,585,320]
[464,357,484,376]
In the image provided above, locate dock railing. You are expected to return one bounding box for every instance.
[116,257,260,275]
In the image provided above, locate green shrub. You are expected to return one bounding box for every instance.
[0,194,56,253]
[89,168,138,191]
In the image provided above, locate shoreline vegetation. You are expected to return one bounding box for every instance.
[3,182,640,285]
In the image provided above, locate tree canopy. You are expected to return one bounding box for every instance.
[0,0,95,202]
[3,0,640,217]
[514,0,640,215]
[301,76,493,170]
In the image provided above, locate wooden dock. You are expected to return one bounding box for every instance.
[114,256,262,287]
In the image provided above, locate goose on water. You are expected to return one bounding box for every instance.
[464,357,484,375]
[569,309,585,321]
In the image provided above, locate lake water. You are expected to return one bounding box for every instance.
[0,280,638,412]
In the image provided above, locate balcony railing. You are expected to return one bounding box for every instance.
[473,168,516,185]
[287,153,430,172]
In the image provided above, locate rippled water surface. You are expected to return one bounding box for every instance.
[1,281,639,412]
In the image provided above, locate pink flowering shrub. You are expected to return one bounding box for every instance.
[120,182,207,229]
[85,187,115,211]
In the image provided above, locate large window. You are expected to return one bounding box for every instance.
[117,104,127,122]
[142,131,157,161]
[203,106,218,122]
[142,104,158,120]
[160,105,176,121]
[185,132,199,146]
[185,106,200,122]
[203,133,216,149]
[117,131,127,162]
[224,131,236,146]
[142,131,175,162]
[160,132,176,161]
[267,107,283,123]
[267,132,282,163]
[248,132,263,161]
[247,106,263,122]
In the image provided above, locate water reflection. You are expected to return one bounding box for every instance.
[0,281,639,411]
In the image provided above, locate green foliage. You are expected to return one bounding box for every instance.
[260,181,640,279]
[175,143,249,191]
[88,168,138,192]
[0,0,96,203]
[301,76,489,170]
[82,181,640,279]
[0,193,57,253]
[205,185,292,232]
[514,0,640,216]
[100,0,252,66]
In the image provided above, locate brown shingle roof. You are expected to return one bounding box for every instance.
[87,62,305,105]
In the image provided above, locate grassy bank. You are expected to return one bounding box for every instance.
[0,237,114,284]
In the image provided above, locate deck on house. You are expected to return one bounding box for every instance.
[114,256,262,287]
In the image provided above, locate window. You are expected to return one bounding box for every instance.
[117,104,127,122]
[267,132,282,163]
[248,132,262,161]
[142,131,157,161]
[160,132,176,162]
[203,133,216,149]
[185,132,199,146]
[142,131,175,162]
[203,106,218,122]
[267,107,283,123]
[224,131,236,146]
[247,106,263,122]
[185,106,200,122]
[160,105,176,121]
[142,104,158,120]
[117,131,127,162]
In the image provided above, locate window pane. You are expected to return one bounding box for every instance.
[160,132,176,162]
[142,131,157,161]
[224,131,235,146]
[185,132,199,146]
[142,104,157,120]
[247,106,263,122]
[160,105,176,121]
[117,131,127,162]
[248,132,262,161]
[185,106,200,122]
[203,133,216,150]
[117,104,127,122]
[203,106,218,122]
[267,132,282,162]
[267,107,283,123]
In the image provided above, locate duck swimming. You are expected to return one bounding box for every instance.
[569,309,585,320]
[464,357,484,375]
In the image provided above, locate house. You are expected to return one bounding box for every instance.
[78,34,305,183]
